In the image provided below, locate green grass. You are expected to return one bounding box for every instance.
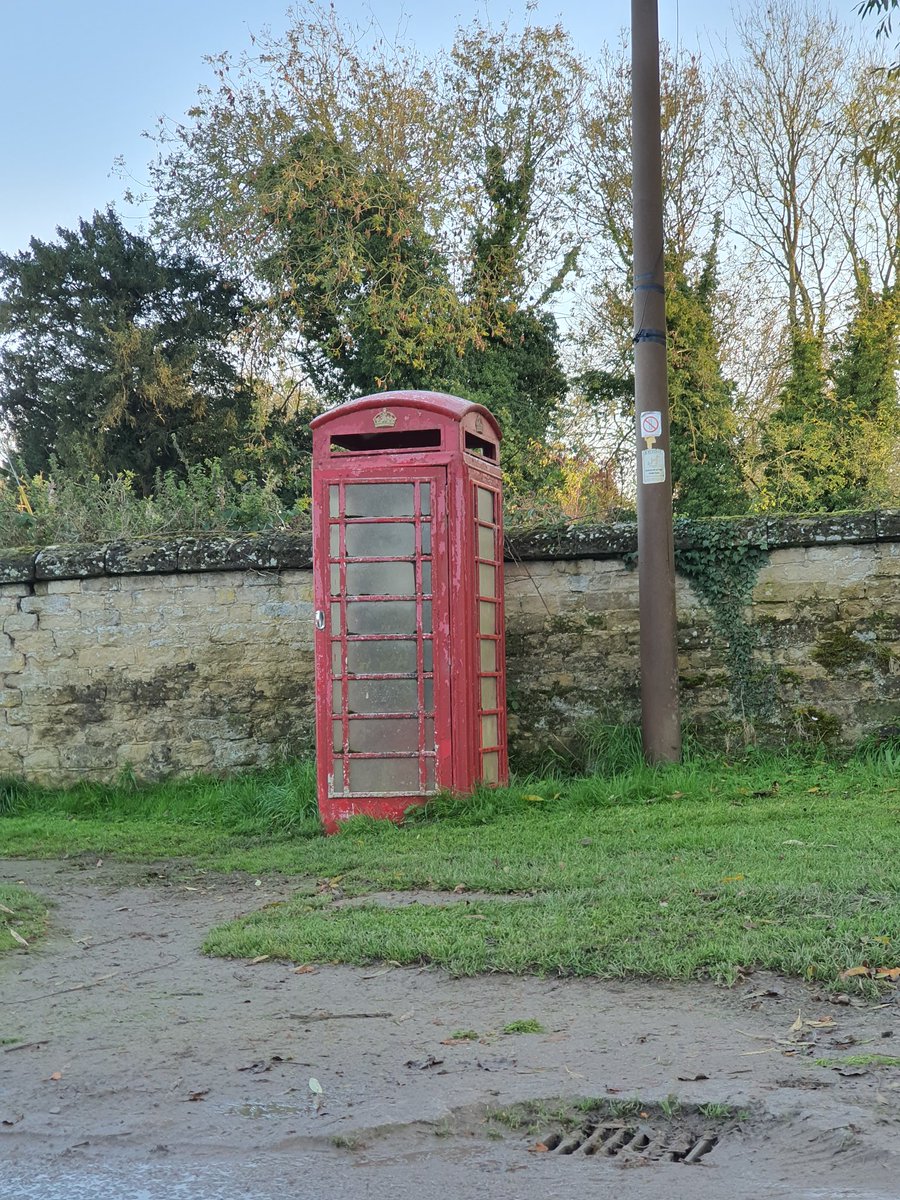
[3,748,900,986]
[0,761,321,870]
[814,1054,900,1069]
[503,1019,546,1034]
[0,884,50,952]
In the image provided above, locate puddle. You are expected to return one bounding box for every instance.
[228,1101,307,1119]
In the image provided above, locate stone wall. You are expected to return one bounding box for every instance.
[1,514,897,784]
[0,535,315,784]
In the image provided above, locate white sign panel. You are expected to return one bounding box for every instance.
[640,411,662,438]
[641,448,667,484]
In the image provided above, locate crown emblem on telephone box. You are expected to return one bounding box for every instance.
[373,408,397,428]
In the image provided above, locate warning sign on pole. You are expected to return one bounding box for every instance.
[640,411,662,438]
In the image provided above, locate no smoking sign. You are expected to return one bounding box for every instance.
[640,411,662,438]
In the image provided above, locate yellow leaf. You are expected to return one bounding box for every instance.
[721,873,745,884]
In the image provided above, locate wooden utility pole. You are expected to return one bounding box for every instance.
[631,0,681,763]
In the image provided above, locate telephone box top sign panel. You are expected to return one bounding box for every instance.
[311,389,502,468]
[311,391,507,833]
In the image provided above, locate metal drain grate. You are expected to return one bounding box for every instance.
[537,1122,718,1164]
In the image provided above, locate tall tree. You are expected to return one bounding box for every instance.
[0,209,255,487]
[147,6,582,495]
[666,239,747,516]
[575,43,745,514]
[721,0,851,339]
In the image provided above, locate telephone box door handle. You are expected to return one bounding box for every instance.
[314,610,325,631]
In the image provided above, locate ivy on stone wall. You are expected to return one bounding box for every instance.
[673,518,773,720]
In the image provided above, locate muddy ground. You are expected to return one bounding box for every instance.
[1,857,899,1200]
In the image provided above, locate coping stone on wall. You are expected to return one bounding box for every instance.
[505,522,638,561]
[35,544,107,580]
[0,512,896,582]
[177,531,313,573]
[106,539,180,575]
[767,512,877,549]
[876,510,900,540]
[673,516,768,551]
[0,550,36,585]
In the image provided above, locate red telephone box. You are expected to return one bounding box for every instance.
[311,390,507,832]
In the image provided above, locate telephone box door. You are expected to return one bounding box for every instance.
[313,468,451,829]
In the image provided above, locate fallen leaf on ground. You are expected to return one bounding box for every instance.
[522,795,546,803]
[0,903,14,914]
[1,1114,23,1126]
[49,1072,62,1082]
[247,955,270,966]
[292,964,317,975]
[186,1090,209,1101]
[839,965,900,981]
[452,884,466,893]
[528,1142,549,1153]
[721,873,746,883]
[677,1072,709,1081]
[9,929,28,947]
[308,1078,323,1094]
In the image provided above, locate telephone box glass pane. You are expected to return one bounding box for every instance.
[424,678,434,711]
[347,601,416,634]
[480,640,497,671]
[347,639,417,675]
[332,681,341,712]
[331,642,342,675]
[420,484,431,515]
[422,601,432,633]
[332,759,345,793]
[332,721,343,751]
[477,488,495,522]
[421,561,432,593]
[481,714,499,746]
[350,758,419,793]
[348,678,418,713]
[330,602,341,633]
[329,486,339,518]
[348,718,418,753]
[478,563,496,597]
[425,759,435,790]
[345,523,415,558]
[480,677,498,708]
[478,525,494,559]
[330,564,341,595]
[330,525,340,556]
[425,717,435,748]
[421,524,431,554]
[346,561,415,596]
[479,601,496,635]
[423,640,433,672]
[344,483,414,517]
[482,752,499,784]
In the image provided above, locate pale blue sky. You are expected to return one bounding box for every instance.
[0,1,863,257]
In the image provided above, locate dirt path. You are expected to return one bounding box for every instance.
[1,858,899,1200]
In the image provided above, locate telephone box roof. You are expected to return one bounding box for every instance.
[310,390,502,440]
